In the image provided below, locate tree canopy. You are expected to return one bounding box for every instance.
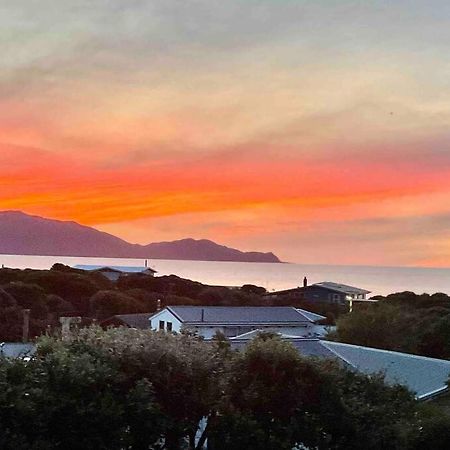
[333,291,450,359]
[2,328,448,449]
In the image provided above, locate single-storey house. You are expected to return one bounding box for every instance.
[230,335,450,401]
[100,313,154,329]
[148,306,327,339]
[73,265,157,281]
[267,280,372,308]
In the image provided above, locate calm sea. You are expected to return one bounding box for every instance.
[1,254,449,296]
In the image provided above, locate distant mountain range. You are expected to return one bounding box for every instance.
[0,211,281,263]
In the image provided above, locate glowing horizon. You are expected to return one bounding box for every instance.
[1,1,450,266]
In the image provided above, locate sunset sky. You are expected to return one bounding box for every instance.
[1,0,450,266]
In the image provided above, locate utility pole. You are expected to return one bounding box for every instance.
[22,309,31,343]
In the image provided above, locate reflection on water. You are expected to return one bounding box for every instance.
[1,254,449,296]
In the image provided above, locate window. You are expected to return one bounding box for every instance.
[333,293,340,302]
[167,322,173,332]
[159,320,165,330]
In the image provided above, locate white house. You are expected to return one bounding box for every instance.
[148,306,326,339]
[73,265,157,281]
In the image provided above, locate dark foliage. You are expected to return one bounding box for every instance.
[333,291,450,359]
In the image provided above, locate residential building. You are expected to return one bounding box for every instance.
[267,280,372,308]
[148,306,326,339]
[100,313,154,329]
[230,335,450,401]
[73,264,157,281]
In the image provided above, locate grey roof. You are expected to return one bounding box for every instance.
[110,313,154,329]
[322,341,450,400]
[296,308,326,322]
[266,282,371,297]
[231,336,339,359]
[312,282,371,295]
[230,329,268,340]
[0,343,35,358]
[166,306,318,325]
[230,336,450,400]
[74,265,156,273]
[289,339,343,359]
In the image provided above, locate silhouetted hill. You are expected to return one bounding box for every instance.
[0,211,281,263]
[142,238,280,262]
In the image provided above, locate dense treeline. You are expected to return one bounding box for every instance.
[333,291,450,359]
[1,328,449,450]
[2,265,450,363]
[0,265,330,341]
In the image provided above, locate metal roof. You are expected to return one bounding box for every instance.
[110,313,154,329]
[166,306,318,325]
[230,336,450,400]
[312,282,371,295]
[296,308,326,322]
[322,341,450,400]
[267,281,371,297]
[231,335,339,359]
[0,343,35,358]
[73,265,156,273]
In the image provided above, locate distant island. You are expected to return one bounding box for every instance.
[0,211,281,263]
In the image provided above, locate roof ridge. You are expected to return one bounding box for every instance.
[320,341,359,369]
[293,308,314,323]
[324,341,450,364]
[166,306,184,322]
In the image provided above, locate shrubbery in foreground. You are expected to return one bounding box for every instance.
[0,328,449,449]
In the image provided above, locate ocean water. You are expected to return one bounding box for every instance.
[1,254,449,296]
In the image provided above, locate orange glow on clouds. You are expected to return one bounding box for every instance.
[2,0,450,266]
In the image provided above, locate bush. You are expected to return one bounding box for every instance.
[89,290,147,319]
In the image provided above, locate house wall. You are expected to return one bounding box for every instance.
[303,286,346,305]
[99,270,155,281]
[184,323,313,339]
[148,309,182,333]
[149,308,317,339]
[100,271,122,281]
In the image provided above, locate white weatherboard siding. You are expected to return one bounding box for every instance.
[173,325,312,340]
[149,309,182,333]
[184,326,224,340]
[149,306,325,339]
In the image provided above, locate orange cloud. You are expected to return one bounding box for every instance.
[1,140,449,229]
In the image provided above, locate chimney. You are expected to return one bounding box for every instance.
[22,309,31,343]
[59,316,81,340]
[303,276,308,288]
[156,299,161,311]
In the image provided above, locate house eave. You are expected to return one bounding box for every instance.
[182,321,310,327]
[417,386,449,402]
